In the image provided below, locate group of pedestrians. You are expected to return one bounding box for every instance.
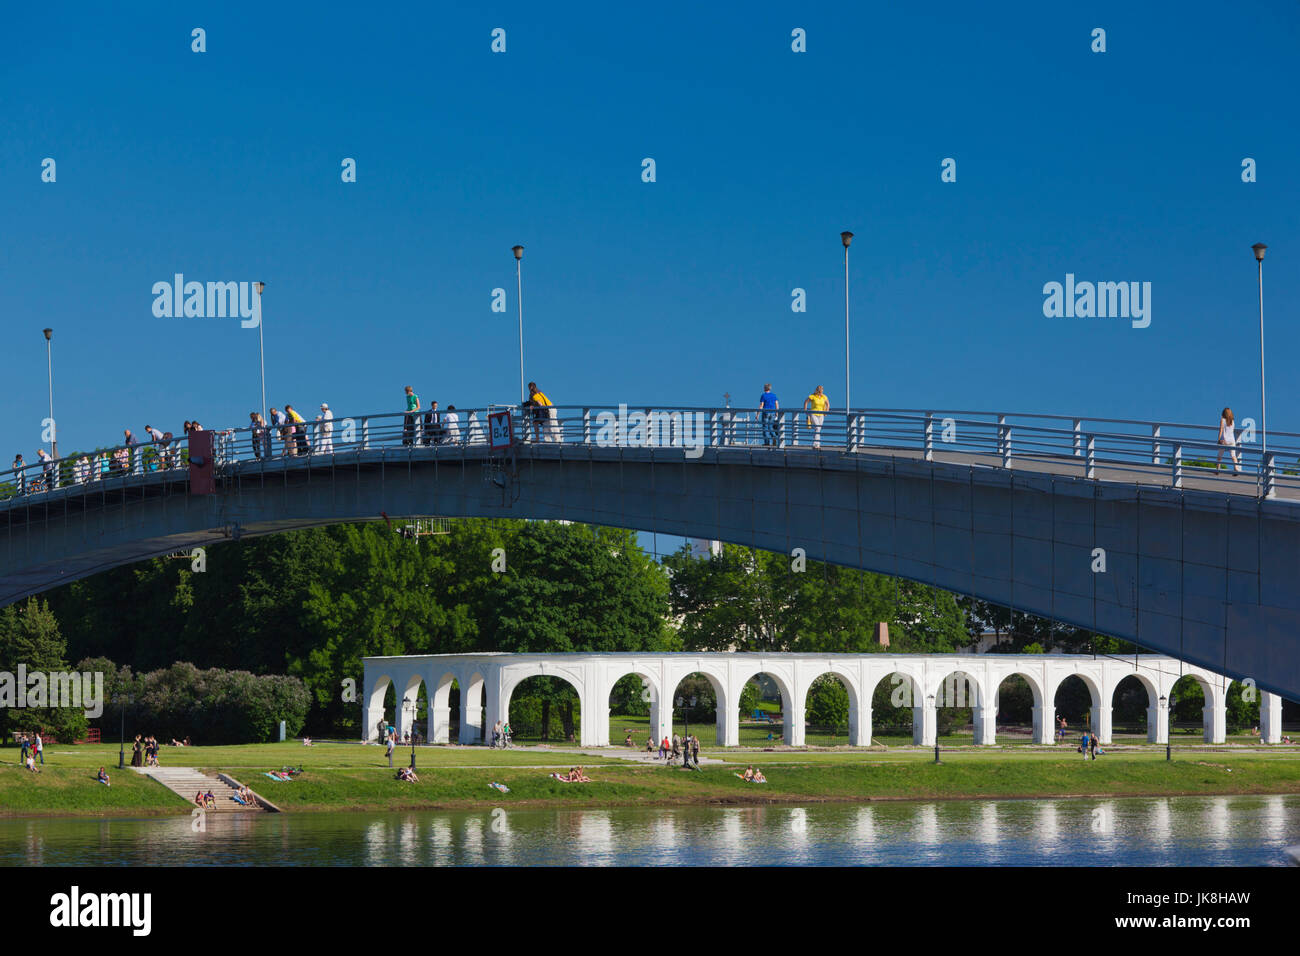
[255,403,332,458]
[130,734,162,768]
[17,732,44,771]
[756,383,832,448]
[649,732,700,768]
[1079,730,1103,759]
[401,386,465,447]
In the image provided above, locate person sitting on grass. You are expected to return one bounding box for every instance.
[302,737,313,746]
[97,767,110,787]
[26,754,41,774]
[624,732,634,747]
[752,768,767,783]
[741,765,754,782]
[566,767,591,783]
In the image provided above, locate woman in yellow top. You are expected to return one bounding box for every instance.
[803,386,830,448]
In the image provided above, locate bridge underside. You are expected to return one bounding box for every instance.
[3,444,1298,698]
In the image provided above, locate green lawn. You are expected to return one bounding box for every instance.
[5,736,1299,817]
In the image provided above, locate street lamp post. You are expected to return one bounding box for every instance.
[114,693,133,770]
[254,282,266,424]
[1252,243,1268,462]
[928,693,940,763]
[43,328,56,460]
[1162,694,1173,762]
[841,232,854,428]
[513,245,525,405]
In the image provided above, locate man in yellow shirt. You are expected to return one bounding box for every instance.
[527,381,559,442]
[803,385,830,448]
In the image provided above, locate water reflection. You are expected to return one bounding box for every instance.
[2,794,1297,867]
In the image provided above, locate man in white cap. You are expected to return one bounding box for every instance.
[317,402,334,454]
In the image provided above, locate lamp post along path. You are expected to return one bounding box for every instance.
[841,231,854,422]
[1252,243,1267,460]
[513,245,525,405]
[254,281,266,424]
[43,328,56,459]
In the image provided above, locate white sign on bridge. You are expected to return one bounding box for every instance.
[488,411,513,449]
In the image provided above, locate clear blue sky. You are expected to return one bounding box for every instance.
[2,1,1297,464]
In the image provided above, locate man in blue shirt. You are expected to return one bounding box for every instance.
[758,384,780,445]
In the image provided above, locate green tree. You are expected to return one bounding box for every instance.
[0,598,88,741]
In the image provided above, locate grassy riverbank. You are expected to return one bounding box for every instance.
[4,741,1300,817]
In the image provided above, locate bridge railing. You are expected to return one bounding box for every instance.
[3,404,1298,507]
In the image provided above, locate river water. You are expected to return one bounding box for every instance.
[3,794,1297,866]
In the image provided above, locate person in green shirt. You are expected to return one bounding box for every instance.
[403,385,420,446]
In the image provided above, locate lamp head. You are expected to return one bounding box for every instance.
[254,281,265,295]
[1252,242,1267,262]
[43,328,52,341]
[512,245,524,260]
[841,231,854,248]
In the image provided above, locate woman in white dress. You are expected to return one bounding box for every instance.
[1216,407,1241,474]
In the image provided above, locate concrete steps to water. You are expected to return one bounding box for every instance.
[134,766,275,812]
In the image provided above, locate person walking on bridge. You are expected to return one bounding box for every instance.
[317,403,334,454]
[285,405,309,455]
[37,448,55,491]
[1216,407,1241,474]
[758,383,780,446]
[145,424,167,470]
[803,385,830,448]
[123,428,140,475]
[402,386,420,446]
[527,382,557,441]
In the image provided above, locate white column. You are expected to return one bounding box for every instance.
[785,688,806,747]
[973,705,997,745]
[915,702,936,746]
[1260,691,1283,744]
[363,704,385,743]
[849,692,871,746]
[1032,704,1053,745]
[580,682,602,747]
[397,684,419,741]
[650,696,671,748]
[484,672,504,747]
[459,675,484,744]
[1092,704,1112,745]
[1204,700,1226,745]
[430,704,451,744]
[1153,699,1170,745]
[721,686,740,747]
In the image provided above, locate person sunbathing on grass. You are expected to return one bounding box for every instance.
[741,765,754,782]
[752,768,767,783]
[567,767,591,783]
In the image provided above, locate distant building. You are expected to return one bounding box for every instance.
[688,538,722,559]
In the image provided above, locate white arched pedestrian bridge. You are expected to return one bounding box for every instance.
[362,651,1291,748]
[4,404,1300,698]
